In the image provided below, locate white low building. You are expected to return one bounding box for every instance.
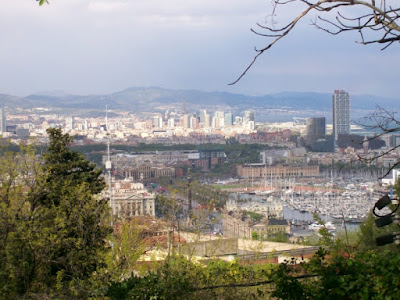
[226,196,284,219]
[105,179,156,218]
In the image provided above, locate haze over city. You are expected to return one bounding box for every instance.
[1,0,400,98]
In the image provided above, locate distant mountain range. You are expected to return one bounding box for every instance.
[0,87,398,115]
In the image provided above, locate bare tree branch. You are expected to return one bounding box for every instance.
[230,0,400,84]
[355,106,400,177]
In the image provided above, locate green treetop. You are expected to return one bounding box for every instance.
[0,129,112,299]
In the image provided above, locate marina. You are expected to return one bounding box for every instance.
[225,172,384,237]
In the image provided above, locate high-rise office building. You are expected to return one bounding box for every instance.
[164,109,170,121]
[234,116,243,125]
[200,110,207,124]
[204,114,211,128]
[212,111,225,129]
[332,90,350,143]
[65,117,74,132]
[244,110,255,122]
[153,116,163,128]
[214,111,224,119]
[211,116,219,129]
[190,116,199,129]
[167,118,175,128]
[0,106,6,134]
[224,112,233,126]
[306,117,326,141]
[182,114,190,128]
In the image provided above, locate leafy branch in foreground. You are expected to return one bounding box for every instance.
[36,0,49,6]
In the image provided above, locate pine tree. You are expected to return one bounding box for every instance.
[0,129,112,299]
[38,128,112,297]
[42,128,105,205]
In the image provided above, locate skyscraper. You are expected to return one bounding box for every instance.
[306,117,326,142]
[0,106,6,134]
[182,114,190,128]
[65,117,74,132]
[332,90,350,143]
[190,115,199,129]
[244,110,255,123]
[151,115,164,128]
[213,111,225,129]
[167,118,175,128]
[224,112,233,126]
[199,109,207,124]
[204,114,211,128]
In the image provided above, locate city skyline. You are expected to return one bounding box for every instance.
[1,1,400,99]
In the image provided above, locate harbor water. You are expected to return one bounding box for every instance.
[284,206,360,232]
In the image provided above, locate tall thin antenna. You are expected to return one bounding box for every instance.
[106,140,112,210]
[105,103,108,131]
[105,103,113,222]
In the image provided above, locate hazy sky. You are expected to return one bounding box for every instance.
[1,0,399,98]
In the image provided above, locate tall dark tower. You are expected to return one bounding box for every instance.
[306,117,326,142]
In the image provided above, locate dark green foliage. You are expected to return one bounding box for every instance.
[44,128,105,198]
[251,231,259,240]
[271,203,400,299]
[266,231,289,243]
[157,179,229,211]
[243,210,263,222]
[271,259,312,300]
[0,129,112,299]
[155,194,183,220]
[190,181,229,208]
[271,248,400,300]
[37,128,111,296]
[209,162,237,178]
[107,256,274,300]
[0,142,20,154]
[107,256,200,300]
[395,178,400,199]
